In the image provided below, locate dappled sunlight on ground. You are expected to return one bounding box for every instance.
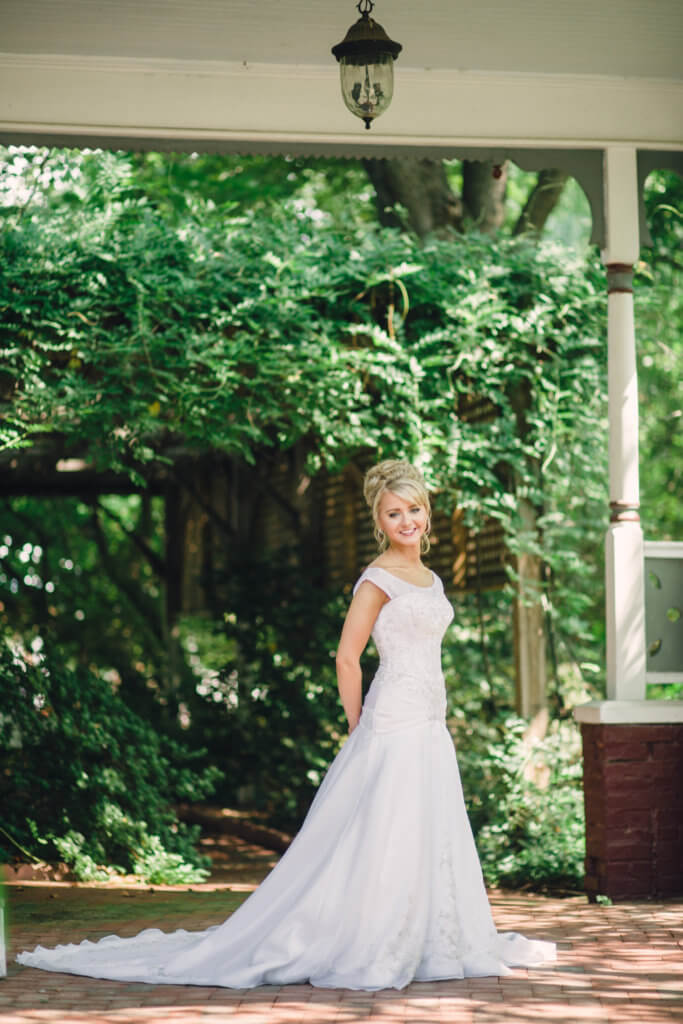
[2,835,682,1023]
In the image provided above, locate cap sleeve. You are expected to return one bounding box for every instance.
[352,566,396,599]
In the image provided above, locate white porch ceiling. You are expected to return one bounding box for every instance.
[0,0,681,157]
[3,0,683,78]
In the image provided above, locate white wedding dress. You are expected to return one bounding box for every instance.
[18,567,556,990]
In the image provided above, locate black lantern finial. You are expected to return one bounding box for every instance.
[331,0,402,129]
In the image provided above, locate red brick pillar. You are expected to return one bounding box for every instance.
[580,722,683,900]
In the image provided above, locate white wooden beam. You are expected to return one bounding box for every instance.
[1,55,682,150]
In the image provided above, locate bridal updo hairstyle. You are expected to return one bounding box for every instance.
[363,460,431,554]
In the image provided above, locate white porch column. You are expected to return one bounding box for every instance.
[602,146,646,700]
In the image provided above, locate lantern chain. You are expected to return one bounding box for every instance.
[356,0,374,16]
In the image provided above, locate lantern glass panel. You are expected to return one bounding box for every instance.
[339,53,394,125]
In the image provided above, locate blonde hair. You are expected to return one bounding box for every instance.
[363,460,431,553]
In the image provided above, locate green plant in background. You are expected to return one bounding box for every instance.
[470,719,585,891]
[0,494,173,722]
[442,588,587,891]
[636,169,682,541]
[0,640,220,883]
[0,182,612,704]
[179,552,351,828]
[0,875,6,977]
[0,148,679,889]
[0,148,607,486]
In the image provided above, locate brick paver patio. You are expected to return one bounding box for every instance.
[2,834,681,1024]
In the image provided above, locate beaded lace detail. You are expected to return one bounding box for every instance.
[354,567,454,732]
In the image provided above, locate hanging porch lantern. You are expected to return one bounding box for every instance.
[331,0,402,130]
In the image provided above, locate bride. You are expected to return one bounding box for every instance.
[18,459,556,990]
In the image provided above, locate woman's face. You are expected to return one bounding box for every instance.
[376,490,428,551]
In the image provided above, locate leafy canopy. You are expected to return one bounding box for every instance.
[1,148,606,515]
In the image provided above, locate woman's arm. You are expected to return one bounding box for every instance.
[335,582,388,732]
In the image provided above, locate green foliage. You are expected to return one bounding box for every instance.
[0,639,221,882]
[636,170,683,540]
[543,177,593,252]
[0,149,609,889]
[470,719,585,891]
[0,149,679,888]
[0,146,614,709]
[51,831,115,883]
[123,151,376,227]
[0,149,606,484]
[0,495,171,717]
[442,589,587,891]
[179,554,351,827]
[51,810,212,885]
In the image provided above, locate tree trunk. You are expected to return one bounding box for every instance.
[462,159,508,233]
[513,496,547,718]
[507,373,548,717]
[363,158,568,242]
[164,457,240,624]
[362,157,463,239]
[163,445,321,625]
[513,168,569,236]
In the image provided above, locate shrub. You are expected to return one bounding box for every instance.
[0,640,222,883]
[470,717,585,891]
[180,552,351,830]
[443,590,586,892]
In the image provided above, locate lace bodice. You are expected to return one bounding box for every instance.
[353,566,454,732]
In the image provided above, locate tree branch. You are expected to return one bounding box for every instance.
[240,461,302,531]
[15,150,53,225]
[87,506,165,644]
[513,169,569,237]
[96,499,167,577]
[169,467,236,540]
